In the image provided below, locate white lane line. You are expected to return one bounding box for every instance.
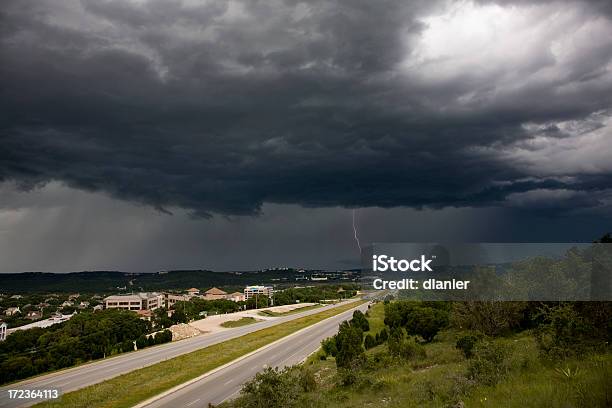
[186,398,200,406]
[223,379,233,386]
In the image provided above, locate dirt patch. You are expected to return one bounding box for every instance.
[169,323,204,341]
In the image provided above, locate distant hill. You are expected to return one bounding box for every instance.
[0,269,305,293]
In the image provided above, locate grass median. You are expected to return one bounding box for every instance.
[220,317,259,328]
[35,299,366,408]
[258,303,323,317]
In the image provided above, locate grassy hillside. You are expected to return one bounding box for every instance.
[226,301,612,408]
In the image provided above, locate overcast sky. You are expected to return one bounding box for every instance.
[1,0,611,272]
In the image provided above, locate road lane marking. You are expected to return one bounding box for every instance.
[186,398,200,406]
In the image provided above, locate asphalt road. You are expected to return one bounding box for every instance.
[141,301,369,408]
[0,300,361,408]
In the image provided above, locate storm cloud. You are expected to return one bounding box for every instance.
[1,0,612,217]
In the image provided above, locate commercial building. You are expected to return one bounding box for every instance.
[164,293,191,309]
[204,287,228,300]
[244,285,273,300]
[186,288,200,296]
[226,292,245,302]
[103,293,163,311]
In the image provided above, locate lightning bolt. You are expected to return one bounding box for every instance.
[352,208,362,253]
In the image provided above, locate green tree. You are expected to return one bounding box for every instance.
[404,306,449,342]
[335,321,365,369]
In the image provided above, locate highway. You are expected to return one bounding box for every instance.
[140,301,369,408]
[0,300,362,408]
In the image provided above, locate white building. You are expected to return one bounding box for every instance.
[244,285,273,300]
[104,293,163,311]
[5,307,20,316]
[6,313,75,336]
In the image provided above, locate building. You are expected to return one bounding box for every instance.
[204,287,227,300]
[103,293,163,311]
[186,288,200,296]
[61,301,74,308]
[244,286,273,301]
[6,313,75,336]
[5,307,20,316]
[164,293,190,309]
[0,321,7,341]
[136,310,153,321]
[93,304,104,312]
[78,301,90,309]
[26,311,43,320]
[226,292,245,302]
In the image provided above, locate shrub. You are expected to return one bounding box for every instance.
[364,334,377,350]
[321,337,338,357]
[338,367,358,386]
[298,366,317,392]
[534,304,594,359]
[405,306,449,342]
[335,321,365,369]
[388,326,425,360]
[467,341,509,386]
[456,335,479,359]
[451,301,526,336]
[121,340,134,353]
[136,335,148,350]
[234,366,302,408]
[351,310,370,332]
[378,327,388,343]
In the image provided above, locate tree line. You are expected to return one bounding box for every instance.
[0,309,171,384]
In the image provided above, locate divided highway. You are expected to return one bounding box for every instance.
[0,300,361,408]
[140,301,369,408]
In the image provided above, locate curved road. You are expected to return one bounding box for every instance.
[0,300,361,408]
[140,301,369,408]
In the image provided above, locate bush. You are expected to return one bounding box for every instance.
[121,340,134,353]
[335,321,365,369]
[321,337,338,357]
[136,335,148,350]
[233,366,307,408]
[456,335,479,359]
[388,327,425,360]
[338,368,358,386]
[298,366,317,392]
[154,329,173,344]
[534,304,595,359]
[378,327,388,343]
[351,310,370,332]
[405,306,449,342]
[467,341,509,386]
[364,334,377,350]
[451,301,526,336]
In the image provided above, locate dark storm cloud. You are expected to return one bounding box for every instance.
[1,0,611,217]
